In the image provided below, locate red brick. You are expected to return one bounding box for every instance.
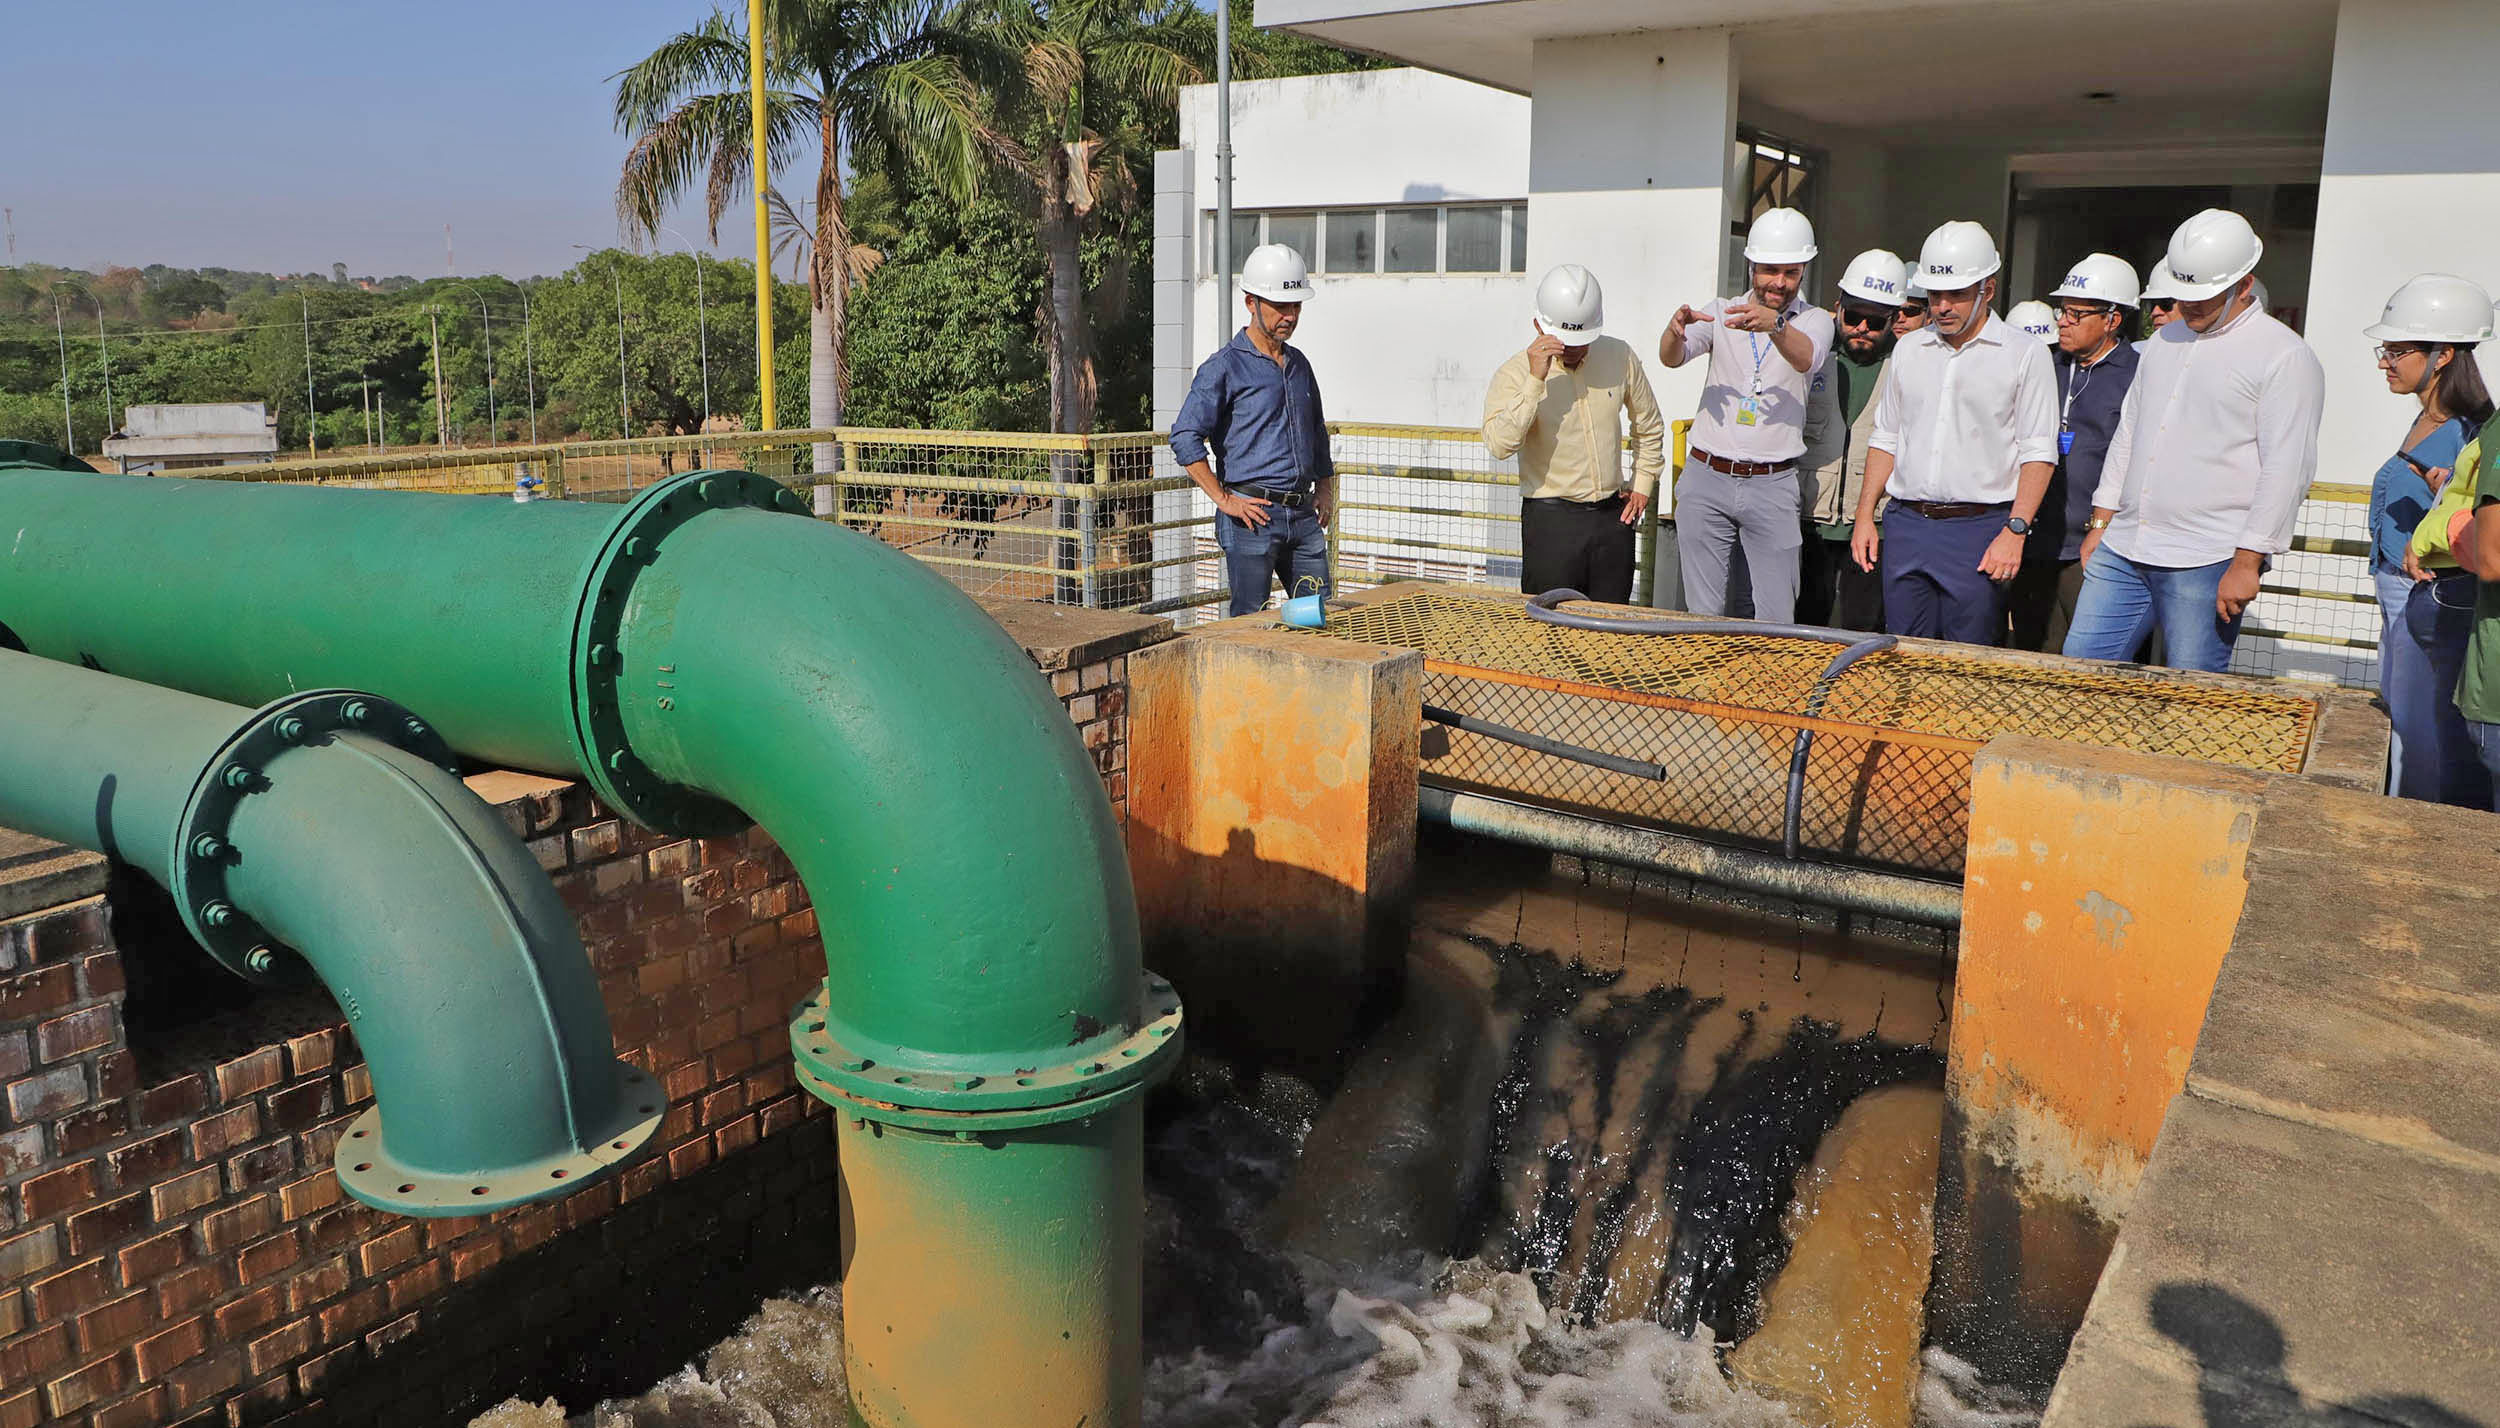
[715,1113,759,1157]
[301,1113,358,1165]
[211,1283,284,1339]
[356,1225,419,1278]
[277,1171,340,1221]
[287,1256,351,1314]
[132,1315,208,1382]
[262,1081,331,1133]
[339,1063,372,1106]
[646,839,698,879]
[64,1193,147,1257]
[154,1261,230,1319]
[35,1005,116,1062]
[0,1031,26,1082]
[90,1384,167,1428]
[20,1159,99,1219]
[77,949,125,997]
[53,1098,129,1155]
[570,820,624,861]
[0,965,75,1021]
[296,1340,360,1396]
[42,1351,130,1418]
[300,1205,360,1254]
[115,1228,188,1284]
[93,1050,136,1100]
[758,1094,804,1138]
[245,1319,313,1378]
[211,1047,284,1103]
[224,1140,296,1193]
[0,1125,41,1183]
[28,1258,112,1321]
[363,1311,421,1357]
[186,1102,258,1160]
[6,1063,88,1120]
[164,1347,240,1409]
[505,1205,561,1255]
[150,1165,221,1222]
[0,1388,36,1428]
[74,1290,154,1354]
[420,1215,488,1250]
[385,1260,444,1312]
[136,1073,210,1127]
[283,1028,338,1078]
[699,1085,745,1127]
[108,1128,186,1183]
[0,1323,72,1391]
[561,1179,617,1231]
[236,1228,301,1284]
[695,1009,741,1054]
[619,1159,668,1203]
[710,1038,757,1082]
[667,1138,714,1178]
[448,1236,504,1283]
[316,1286,386,1345]
[780,907,820,941]
[195,1194,276,1253]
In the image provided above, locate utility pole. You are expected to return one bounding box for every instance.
[362,374,373,450]
[519,284,540,445]
[477,294,497,444]
[1216,0,1235,324]
[612,260,629,438]
[444,224,455,277]
[49,292,73,452]
[663,226,713,432]
[300,292,317,457]
[4,208,14,262]
[427,306,449,448]
[93,298,115,438]
[749,0,775,432]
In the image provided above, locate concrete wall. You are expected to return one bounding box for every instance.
[0,604,1167,1428]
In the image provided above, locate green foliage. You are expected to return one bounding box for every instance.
[845,186,1048,431]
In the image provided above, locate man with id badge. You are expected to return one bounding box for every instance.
[2006,253,2142,650]
[1658,207,1836,623]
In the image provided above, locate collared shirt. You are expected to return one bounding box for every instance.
[1170,330,1336,490]
[2367,415,2473,572]
[2092,303,2326,567]
[1481,336,1666,503]
[2048,339,2141,560]
[1868,313,2060,504]
[1678,295,1835,465]
[1801,352,1889,534]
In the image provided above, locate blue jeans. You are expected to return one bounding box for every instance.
[2376,567,2493,807]
[1215,496,1331,617]
[2061,545,2244,673]
[2470,718,2500,788]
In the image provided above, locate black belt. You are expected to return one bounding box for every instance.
[1225,483,1312,509]
[1894,500,2008,519]
[1691,448,1793,477]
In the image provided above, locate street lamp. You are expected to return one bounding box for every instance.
[660,225,712,433]
[573,244,629,438]
[47,289,73,452]
[518,283,540,445]
[53,280,112,440]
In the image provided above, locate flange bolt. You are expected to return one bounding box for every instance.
[221,763,256,790]
[274,716,307,743]
[190,833,228,861]
[403,717,430,741]
[200,900,234,929]
[342,699,372,725]
[245,946,277,974]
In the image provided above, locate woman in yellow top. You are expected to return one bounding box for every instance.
[2414,410,2500,788]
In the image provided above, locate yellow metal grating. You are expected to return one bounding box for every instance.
[1317,587,2319,876]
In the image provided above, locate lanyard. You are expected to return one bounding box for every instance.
[2061,344,2115,431]
[1743,300,1780,396]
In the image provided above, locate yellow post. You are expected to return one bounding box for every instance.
[749,0,776,432]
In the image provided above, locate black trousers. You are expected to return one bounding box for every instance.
[1799,533,1885,632]
[1521,494,1636,604]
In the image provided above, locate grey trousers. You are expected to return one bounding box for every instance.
[1674,466,1802,624]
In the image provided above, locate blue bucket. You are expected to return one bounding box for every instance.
[1279,592,1328,629]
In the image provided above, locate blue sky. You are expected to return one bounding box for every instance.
[3,0,768,279]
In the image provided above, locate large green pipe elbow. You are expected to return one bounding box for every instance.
[0,651,661,1215]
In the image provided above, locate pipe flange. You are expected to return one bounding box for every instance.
[170,689,459,984]
[568,469,811,836]
[334,1061,666,1216]
[788,971,1186,1132]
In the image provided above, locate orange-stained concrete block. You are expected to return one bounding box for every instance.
[1932,735,2266,1388]
[1126,624,1422,1076]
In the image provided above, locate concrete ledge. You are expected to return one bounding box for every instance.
[0,827,106,922]
[2304,687,2396,792]
[974,597,1174,672]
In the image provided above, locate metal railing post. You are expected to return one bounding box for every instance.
[1080,439,1107,609]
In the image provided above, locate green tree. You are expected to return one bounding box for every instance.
[613,0,992,467]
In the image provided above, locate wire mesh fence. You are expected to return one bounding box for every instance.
[157,422,2389,688]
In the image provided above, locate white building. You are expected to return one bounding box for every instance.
[102,403,280,474]
[1152,0,2498,683]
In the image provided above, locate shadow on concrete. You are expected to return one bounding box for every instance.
[2135,1281,2489,1428]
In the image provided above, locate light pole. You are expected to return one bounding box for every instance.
[477,292,497,444]
[661,225,712,432]
[48,290,73,452]
[93,294,115,438]
[300,291,317,457]
[518,283,540,445]
[574,245,629,438]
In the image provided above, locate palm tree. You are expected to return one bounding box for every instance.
[980,0,1199,435]
[614,1,989,467]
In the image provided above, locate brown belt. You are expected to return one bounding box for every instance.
[1893,500,2006,520]
[1690,448,1793,478]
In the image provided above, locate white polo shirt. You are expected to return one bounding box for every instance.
[2091,302,2325,567]
[1679,295,1835,466]
[1867,312,2060,504]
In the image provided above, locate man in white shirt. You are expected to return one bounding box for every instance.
[2064,209,2326,673]
[1657,207,1837,623]
[1849,221,2060,645]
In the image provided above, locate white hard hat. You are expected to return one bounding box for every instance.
[1904,278,1929,302]
[1915,221,2001,292]
[1836,250,1909,308]
[2364,274,2497,344]
[1744,207,1819,265]
[2141,260,2181,303]
[1533,264,1605,346]
[2163,209,2263,301]
[2007,301,2059,345]
[2050,253,2143,309]
[1240,243,1313,304]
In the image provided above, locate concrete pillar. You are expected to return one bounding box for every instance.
[1527,29,1736,450]
[1152,147,1198,611]
[1932,736,2266,1389]
[1124,624,1422,1080]
[2308,0,2500,491]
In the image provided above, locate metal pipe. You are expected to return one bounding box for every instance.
[1422,702,1665,781]
[0,651,660,1214]
[1421,785,1962,929]
[1215,0,1234,326]
[0,464,1177,1428]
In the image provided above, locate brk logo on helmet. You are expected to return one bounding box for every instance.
[1926,263,1953,275]
[1866,276,1898,294]
[2063,271,2091,290]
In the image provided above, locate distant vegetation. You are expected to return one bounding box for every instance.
[0,0,1380,456]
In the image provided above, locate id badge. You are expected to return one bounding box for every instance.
[1735,396,1761,427]
[2059,429,2077,456]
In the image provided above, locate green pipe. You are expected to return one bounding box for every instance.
[0,650,661,1214]
[0,465,1179,1427]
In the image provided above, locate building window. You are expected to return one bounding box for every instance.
[1323,211,1376,273]
[1726,125,1820,291]
[1445,206,1503,273]
[1507,206,1529,273]
[1383,210,1438,273]
[1267,212,1318,263]
[1207,203,1531,278]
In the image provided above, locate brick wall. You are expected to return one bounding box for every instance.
[0,601,1173,1428]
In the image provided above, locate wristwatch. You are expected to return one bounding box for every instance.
[2005,516,2033,536]
[1772,310,1788,336]
[2087,515,2113,531]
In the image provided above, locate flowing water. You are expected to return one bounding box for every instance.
[473,840,2045,1428]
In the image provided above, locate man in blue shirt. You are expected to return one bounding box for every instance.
[2008,254,2143,651]
[1171,244,1338,617]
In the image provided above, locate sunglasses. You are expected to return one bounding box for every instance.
[2375,343,2432,364]
[2146,299,2178,313]
[2055,303,2115,323]
[1840,306,1894,329]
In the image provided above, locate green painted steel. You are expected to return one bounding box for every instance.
[0,650,662,1214]
[0,464,1178,1427]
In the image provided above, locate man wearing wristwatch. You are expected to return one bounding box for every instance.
[1657,207,1836,622]
[1849,221,2060,645]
